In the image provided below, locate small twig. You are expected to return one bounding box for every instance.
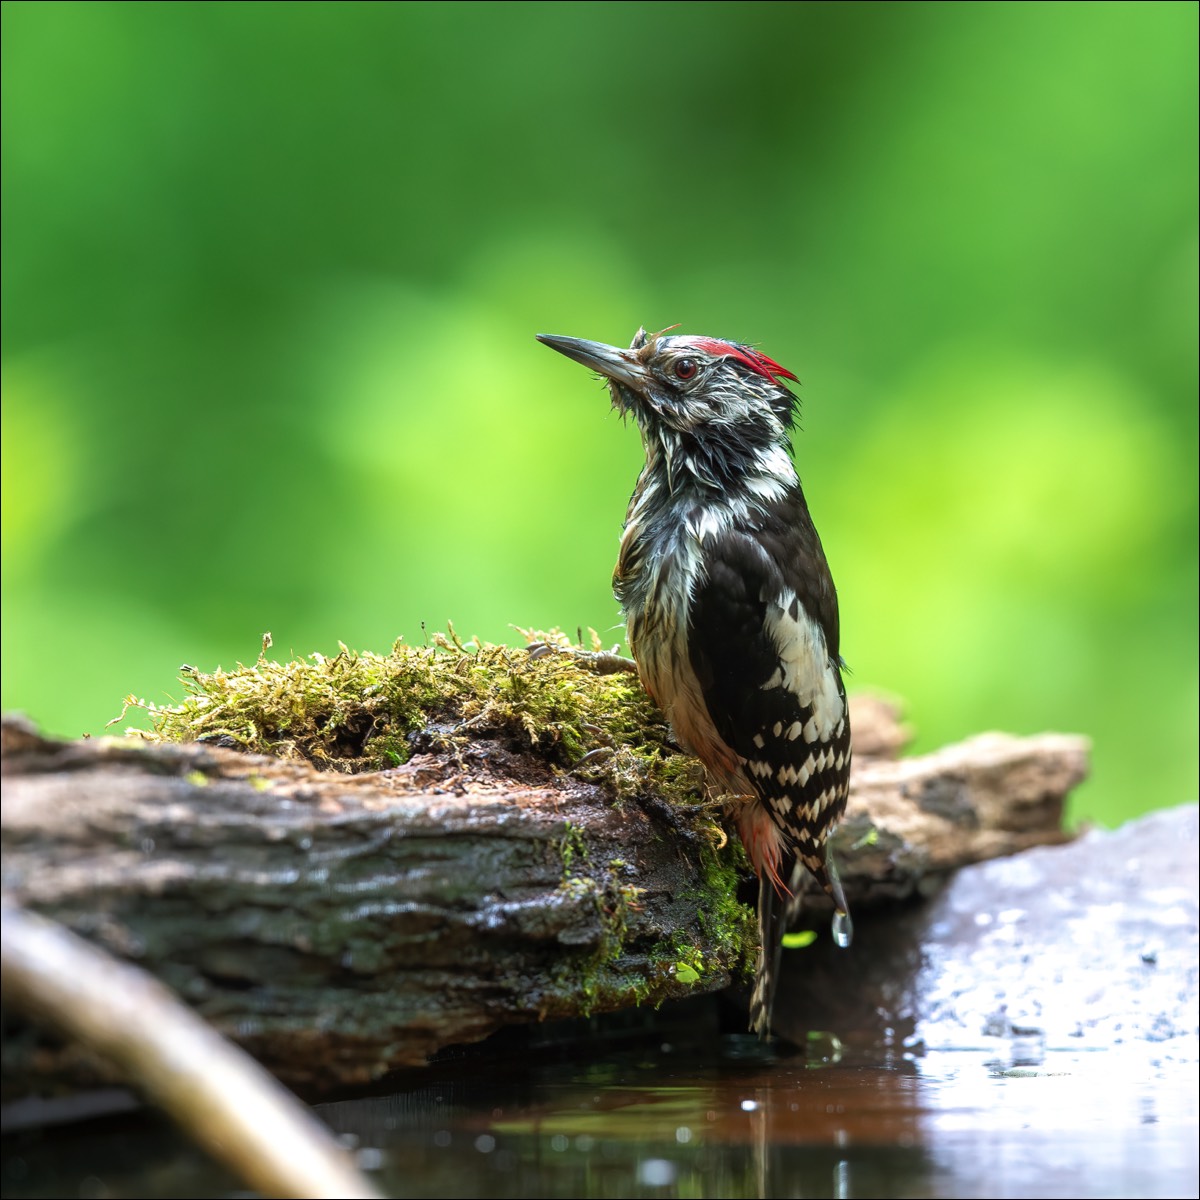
[0,898,384,1200]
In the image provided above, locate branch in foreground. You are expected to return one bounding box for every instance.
[0,899,381,1199]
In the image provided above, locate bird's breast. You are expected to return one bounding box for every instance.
[616,520,743,787]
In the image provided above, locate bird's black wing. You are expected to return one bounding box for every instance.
[686,496,850,867]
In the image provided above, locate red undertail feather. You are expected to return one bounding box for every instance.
[737,802,792,896]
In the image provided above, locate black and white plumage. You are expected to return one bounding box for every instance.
[537,325,852,1037]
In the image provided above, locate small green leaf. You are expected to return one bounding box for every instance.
[852,827,879,850]
[781,930,818,950]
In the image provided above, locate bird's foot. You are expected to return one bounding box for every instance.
[525,641,638,676]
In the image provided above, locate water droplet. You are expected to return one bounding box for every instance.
[832,909,854,948]
[638,1159,677,1187]
[826,851,852,946]
[805,1029,845,1065]
[356,1147,385,1171]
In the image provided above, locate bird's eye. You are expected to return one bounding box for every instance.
[674,358,698,380]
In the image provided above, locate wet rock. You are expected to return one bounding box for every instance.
[778,803,1199,1062]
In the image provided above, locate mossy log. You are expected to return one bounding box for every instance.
[2,667,1087,1098]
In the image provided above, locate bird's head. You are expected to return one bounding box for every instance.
[538,326,798,435]
[538,326,800,491]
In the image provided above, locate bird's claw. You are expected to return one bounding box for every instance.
[523,642,638,676]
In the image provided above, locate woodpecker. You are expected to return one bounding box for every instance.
[537,325,852,1037]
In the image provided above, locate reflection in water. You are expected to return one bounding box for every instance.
[3,1018,1196,1198]
[308,1024,1196,1200]
[318,1045,931,1198]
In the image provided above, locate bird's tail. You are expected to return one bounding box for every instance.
[748,868,787,1038]
[748,846,853,1038]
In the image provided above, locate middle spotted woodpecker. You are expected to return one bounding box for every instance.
[537,325,852,1038]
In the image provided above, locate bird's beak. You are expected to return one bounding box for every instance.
[536,334,650,392]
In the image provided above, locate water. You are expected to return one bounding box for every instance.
[831,909,854,949]
[315,1035,1196,1200]
[827,852,853,949]
[4,1011,1196,1199]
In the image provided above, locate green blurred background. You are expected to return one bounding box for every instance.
[2,2,1196,826]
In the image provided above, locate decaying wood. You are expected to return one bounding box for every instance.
[0,701,1088,1097]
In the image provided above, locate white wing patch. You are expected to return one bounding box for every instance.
[761,591,845,740]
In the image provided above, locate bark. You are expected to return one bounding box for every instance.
[0,702,1087,1097]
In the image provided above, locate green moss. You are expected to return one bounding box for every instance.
[559,822,589,874]
[117,626,761,1005]
[689,843,758,981]
[563,848,741,1008]
[552,825,654,1014]
[116,628,699,797]
[552,829,756,1015]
